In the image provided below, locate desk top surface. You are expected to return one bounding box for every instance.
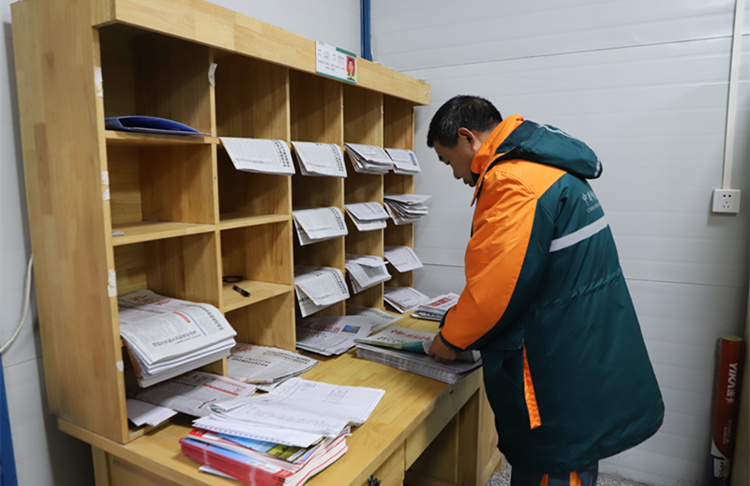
[62,315,483,486]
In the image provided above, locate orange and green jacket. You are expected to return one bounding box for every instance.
[439,115,663,473]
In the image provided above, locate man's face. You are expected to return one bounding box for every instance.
[433,136,476,187]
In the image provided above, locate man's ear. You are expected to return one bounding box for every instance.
[457,127,481,151]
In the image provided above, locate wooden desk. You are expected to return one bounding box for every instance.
[64,317,502,486]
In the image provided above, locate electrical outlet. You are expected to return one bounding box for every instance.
[712,189,741,214]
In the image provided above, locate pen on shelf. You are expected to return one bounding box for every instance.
[232,285,251,297]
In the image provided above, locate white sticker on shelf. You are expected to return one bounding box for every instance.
[116,361,124,372]
[102,170,110,200]
[94,67,103,98]
[208,63,217,87]
[108,269,117,297]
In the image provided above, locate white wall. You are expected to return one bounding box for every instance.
[0,1,358,485]
[372,1,750,485]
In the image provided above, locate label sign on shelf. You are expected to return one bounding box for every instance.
[316,41,357,84]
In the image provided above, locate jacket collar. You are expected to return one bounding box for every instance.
[470,114,525,206]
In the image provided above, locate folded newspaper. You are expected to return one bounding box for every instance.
[295,316,372,356]
[412,292,460,321]
[227,344,318,390]
[118,290,237,387]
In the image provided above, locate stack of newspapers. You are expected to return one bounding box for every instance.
[354,326,481,384]
[383,286,430,314]
[344,254,391,294]
[383,194,430,225]
[181,378,385,485]
[291,141,347,178]
[344,202,389,232]
[412,293,460,321]
[344,143,393,174]
[117,290,237,388]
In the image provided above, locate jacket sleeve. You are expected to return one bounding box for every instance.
[440,169,555,350]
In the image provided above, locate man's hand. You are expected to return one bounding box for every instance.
[428,333,458,363]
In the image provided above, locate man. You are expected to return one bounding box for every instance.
[426,95,664,486]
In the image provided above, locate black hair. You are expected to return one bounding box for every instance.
[426,95,502,148]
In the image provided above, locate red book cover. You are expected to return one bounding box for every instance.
[709,335,744,485]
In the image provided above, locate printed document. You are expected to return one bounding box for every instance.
[296,315,372,356]
[293,207,348,245]
[292,141,347,178]
[294,266,350,318]
[385,148,421,174]
[384,245,423,273]
[344,202,389,232]
[345,254,391,294]
[346,304,401,335]
[221,137,295,175]
[384,286,430,313]
[134,371,256,417]
[345,143,393,174]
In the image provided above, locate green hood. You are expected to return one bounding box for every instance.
[493,120,602,179]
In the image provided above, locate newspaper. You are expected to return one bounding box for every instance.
[354,326,479,362]
[195,378,384,447]
[296,315,372,356]
[226,344,318,388]
[413,292,460,321]
[294,266,350,317]
[384,193,431,225]
[118,290,237,366]
[344,143,393,174]
[126,399,177,427]
[384,286,430,313]
[345,254,391,294]
[385,148,421,174]
[221,137,295,175]
[293,207,348,245]
[291,141,347,178]
[344,202,389,232]
[346,304,401,335]
[384,245,423,273]
[133,371,257,417]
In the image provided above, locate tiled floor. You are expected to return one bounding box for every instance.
[486,463,649,486]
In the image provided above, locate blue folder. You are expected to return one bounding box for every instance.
[105,116,208,136]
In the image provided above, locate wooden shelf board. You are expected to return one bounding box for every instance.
[218,213,290,230]
[106,130,218,146]
[111,221,216,246]
[221,280,294,313]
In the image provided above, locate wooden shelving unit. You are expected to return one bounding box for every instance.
[12,0,429,446]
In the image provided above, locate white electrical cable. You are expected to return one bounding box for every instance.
[721,0,746,189]
[0,255,33,355]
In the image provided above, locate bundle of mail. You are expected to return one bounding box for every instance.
[227,344,319,391]
[383,194,431,225]
[293,266,350,317]
[383,286,430,314]
[344,202,389,231]
[118,290,237,387]
[292,207,348,246]
[295,315,373,356]
[291,141,347,178]
[221,137,296,176]
[385,148,421,175]
[412,292,460,321]
[344,143,393,174]
[345,254,391,294]
[181,378,385,486]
